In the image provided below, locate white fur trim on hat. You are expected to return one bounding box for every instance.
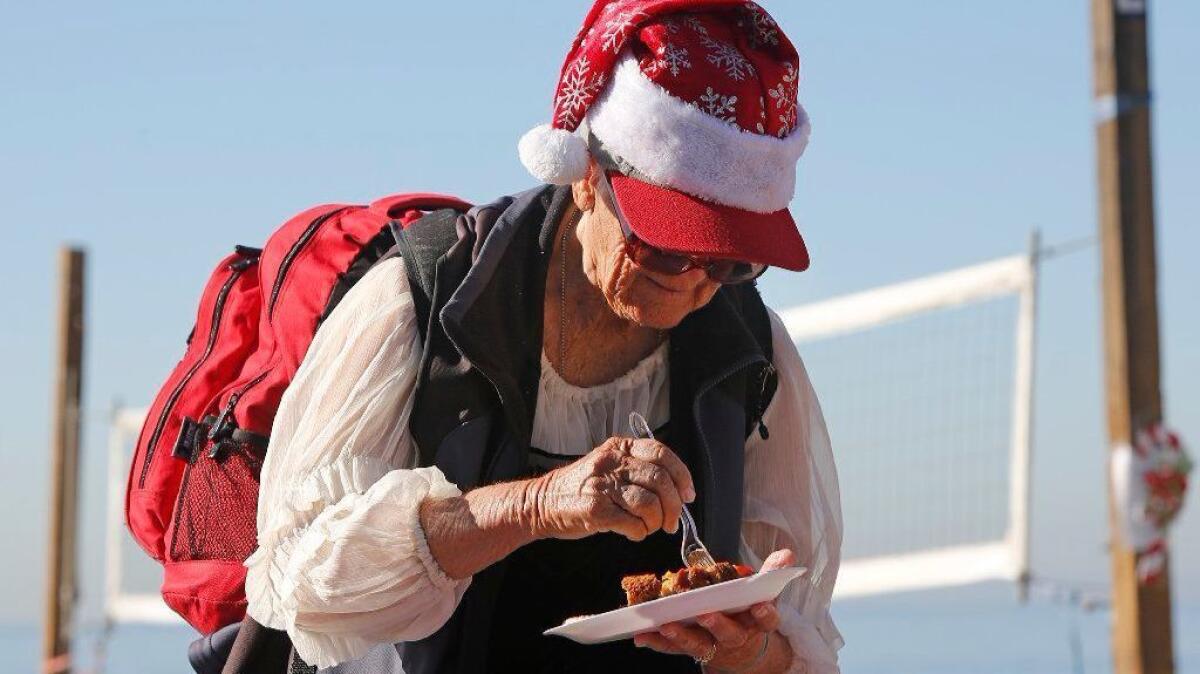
[518,123,590,185]
[587,55,811,213]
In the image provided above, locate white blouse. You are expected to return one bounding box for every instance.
[245,257,844,672]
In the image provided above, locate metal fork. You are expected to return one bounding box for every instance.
[628,412,717,569]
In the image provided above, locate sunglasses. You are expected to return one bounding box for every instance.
[597,172,768,285]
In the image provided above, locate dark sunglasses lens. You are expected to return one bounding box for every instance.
[706,260,766,283]
[631,245,694,274]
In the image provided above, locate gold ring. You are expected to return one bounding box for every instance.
[695,642,718,665]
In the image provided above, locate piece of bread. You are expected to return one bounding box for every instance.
[621,573,662,606]
[621,562,752,606]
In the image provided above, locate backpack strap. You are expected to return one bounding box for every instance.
[369,192,471,221]
[389,208,464,340]
[390,201,513,471]
[315,194,471,330]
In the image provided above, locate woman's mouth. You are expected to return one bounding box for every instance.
[642,273,689,294]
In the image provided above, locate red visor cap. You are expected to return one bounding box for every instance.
[609,173,810,272]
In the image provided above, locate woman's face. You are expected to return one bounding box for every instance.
[573,167,722,330]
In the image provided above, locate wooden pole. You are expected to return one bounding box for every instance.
[1090,1,1174,672]
[42,248,86,674]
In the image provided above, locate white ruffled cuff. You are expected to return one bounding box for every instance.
[776,604,841,674]
[245,464,469,668]
[247,455,399,631]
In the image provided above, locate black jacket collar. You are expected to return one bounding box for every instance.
[439,185,768,447]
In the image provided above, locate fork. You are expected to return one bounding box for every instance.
[628,412,717,569]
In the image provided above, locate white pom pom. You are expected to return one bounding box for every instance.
[517,123,589,185]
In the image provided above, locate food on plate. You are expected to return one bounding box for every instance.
[620,562,753,606]
[620,573,662,606]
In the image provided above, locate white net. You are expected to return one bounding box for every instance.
[779,252,1037,598]
[105,407,182,625]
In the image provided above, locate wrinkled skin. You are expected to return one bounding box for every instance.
[542,160,722,388]
[525,436,694,541]
[420,161,796,672]
[572,162,722,332]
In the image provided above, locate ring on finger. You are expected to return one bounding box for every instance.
[694,642,718,665]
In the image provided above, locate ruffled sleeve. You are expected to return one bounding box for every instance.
[244,257,471,669]
[739,309,844,674]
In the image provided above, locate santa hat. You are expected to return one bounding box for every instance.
[517,0,812,270]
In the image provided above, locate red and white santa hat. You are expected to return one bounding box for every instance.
[518,0,812,271]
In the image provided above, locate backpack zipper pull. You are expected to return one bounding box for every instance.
[208,392,243,443]
[207,371,270,458]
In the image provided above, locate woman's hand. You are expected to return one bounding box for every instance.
[421,437,691,580]
[633,550,798,673]
[524,436,696,541]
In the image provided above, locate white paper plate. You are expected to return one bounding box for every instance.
[543,567,807,645]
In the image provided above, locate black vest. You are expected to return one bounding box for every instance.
[325,185,777,674]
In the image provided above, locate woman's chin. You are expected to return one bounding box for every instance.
[629,309,685,331]
[610,292,694,330]
[601,263,711,330]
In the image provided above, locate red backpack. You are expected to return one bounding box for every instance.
[125,193,471,634]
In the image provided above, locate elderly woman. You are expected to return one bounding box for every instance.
[245,2,842,673]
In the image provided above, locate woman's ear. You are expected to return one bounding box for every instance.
[571,160,598,212]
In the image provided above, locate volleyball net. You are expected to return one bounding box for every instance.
[104,406,180,626]
[781,245,1038,599]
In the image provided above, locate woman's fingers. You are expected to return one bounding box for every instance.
[633,632,683,654]
[697,612,753,649]
[600,491,657,542]
[656,623,716,659]
[541,437,698,542]
[760,548,795,571]
[627,439,695,502]
[747,602,781,632]
[603,515,650,541]
[619,458,683,533]
[612,483,664,536]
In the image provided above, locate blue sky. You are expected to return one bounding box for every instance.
[1,0,1196,634]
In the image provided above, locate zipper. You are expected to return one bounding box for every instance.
[138,258,253,487]
[690,353,768,540]
[267,207,353,319]
[752,362,777,439]
[206,369,272,452]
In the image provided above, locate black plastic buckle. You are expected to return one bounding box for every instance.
[171,417,203,461]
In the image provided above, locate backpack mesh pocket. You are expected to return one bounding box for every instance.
[169,441,265,563]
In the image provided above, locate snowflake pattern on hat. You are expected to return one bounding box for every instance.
[743,2,780,47]
[698,33,755,81]
[652,42,692,77]
[554,57,607,127]
[768,62,800,136]
[547,0,802,140]
[600,7,649,54]
[520,0,810,208]
[698,86,738,123]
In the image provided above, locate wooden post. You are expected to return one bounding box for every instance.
[42,248,86,674]
[1090,1,1174,673]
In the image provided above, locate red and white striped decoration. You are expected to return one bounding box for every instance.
[1111,422,1192,584]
